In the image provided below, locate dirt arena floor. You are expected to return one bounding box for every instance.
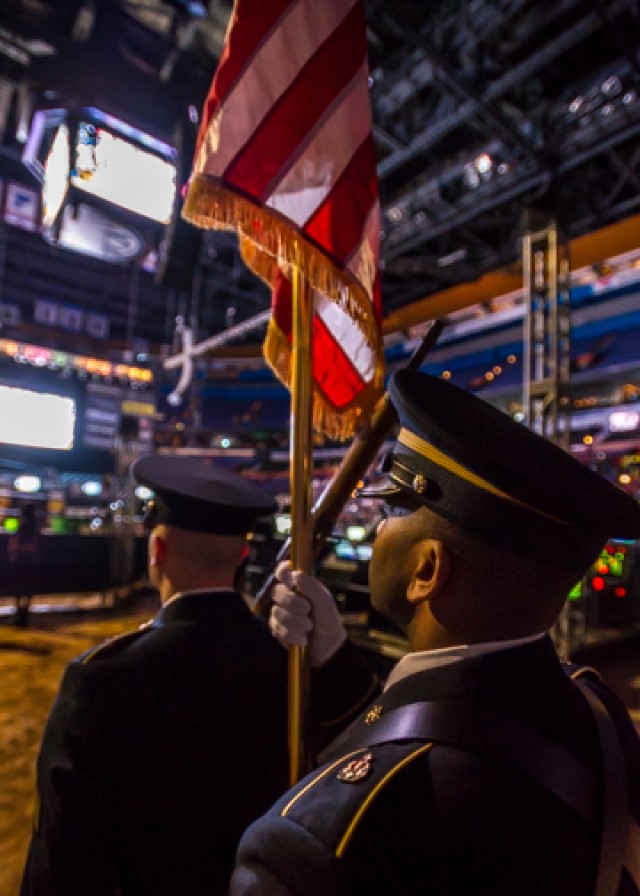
[0,594,159,896]
[1,594,639,896]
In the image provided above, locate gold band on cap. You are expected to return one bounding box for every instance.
[397,427,569,526]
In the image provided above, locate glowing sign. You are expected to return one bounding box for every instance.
[14,475,42,494]
[609,410,640,432]
[345,525,367,543]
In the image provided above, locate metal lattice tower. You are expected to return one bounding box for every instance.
[522,211,575,659]
[522,213,572,447]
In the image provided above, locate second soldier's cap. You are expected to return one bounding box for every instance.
[361,370,640,569]
[131,455,277,536]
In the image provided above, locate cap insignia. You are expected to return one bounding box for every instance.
[412,474,428,494]
[337,752,373,783]
[364,704,383,725]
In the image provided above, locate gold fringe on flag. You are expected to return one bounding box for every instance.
[263,315,384,441]
[183,174,385,440]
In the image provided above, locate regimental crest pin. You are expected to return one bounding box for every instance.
[337,752,373,783]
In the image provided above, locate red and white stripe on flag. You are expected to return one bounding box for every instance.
[182,0,384,439]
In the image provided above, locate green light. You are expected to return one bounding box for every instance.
[4,517,19,534]
[608,553,625,577]
[567,580,582,601]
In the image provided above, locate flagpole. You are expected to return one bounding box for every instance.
[181,0,382,786]
[288,244,314,784]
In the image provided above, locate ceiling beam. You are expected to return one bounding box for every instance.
[381,211,640,334]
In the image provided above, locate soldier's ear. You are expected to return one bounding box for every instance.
[407,539,451,606]
[149,532,167,567]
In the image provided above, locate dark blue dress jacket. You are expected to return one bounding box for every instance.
[20,590,377,896]
[230,635,640,896]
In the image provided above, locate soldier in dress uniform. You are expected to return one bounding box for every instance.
[20,456,377,896]
[230,370,640,896]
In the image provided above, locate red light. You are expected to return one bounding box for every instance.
[605,545,615,555]
[614,587,627,598]
[597,565,610,575]
[592,577,605,591]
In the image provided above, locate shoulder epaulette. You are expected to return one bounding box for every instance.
[319,699,598,826]
[318,676,380,731]
[280,742,432,857]
[564,662,603,683]
[79,627,148,665]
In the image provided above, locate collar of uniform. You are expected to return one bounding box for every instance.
[155,588,248,625]
[163,587,238,607]
[383,632,547,691]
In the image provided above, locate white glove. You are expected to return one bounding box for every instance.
[269,560,347,668]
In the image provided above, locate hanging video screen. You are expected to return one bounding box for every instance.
[71,122,177,224]
[0,384,76,451]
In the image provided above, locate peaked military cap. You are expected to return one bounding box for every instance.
[131,455,277,536]
[363,370,640,569]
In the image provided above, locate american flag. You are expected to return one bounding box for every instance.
[182,0,384,439]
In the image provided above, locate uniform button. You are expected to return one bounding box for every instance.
[364,704,383,725]
[412,474,428,494]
